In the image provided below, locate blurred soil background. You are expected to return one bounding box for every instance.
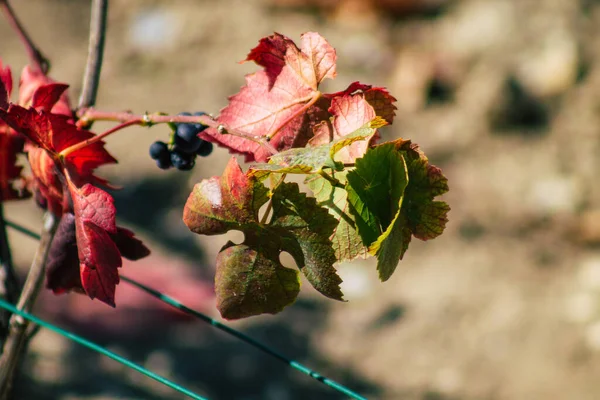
[3,0,600,399]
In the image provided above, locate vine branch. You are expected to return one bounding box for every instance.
[77,0,108,110]
[0,0,49,73]
[77,108,278,156]
[0,204,19,342]
[0,213,58,399]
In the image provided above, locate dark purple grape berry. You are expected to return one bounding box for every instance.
[196,140,213,157]
[156,155,172,170]
[175,124,202,153]
[170,149,195,171]
[149,141,169,160]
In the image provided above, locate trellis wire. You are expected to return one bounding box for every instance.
[5,219,368,400]
[0,297,207,400]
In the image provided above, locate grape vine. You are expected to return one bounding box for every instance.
[0,31,449,321]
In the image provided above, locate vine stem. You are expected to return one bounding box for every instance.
[0,204,19,341]
[0,213,58,399]
[0,0,49,74]
[59,119,139,157]
[77,0,108,110]
[76,108,278,156]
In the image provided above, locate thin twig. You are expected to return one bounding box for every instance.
[77,0,108,110]
[0,213,58,399]
[77,108,279,156]
[0,0,49,73]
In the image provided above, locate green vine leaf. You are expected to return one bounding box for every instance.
[249,117,387,179]
[395,139,450,241]
[346,144,409,280]
[345,140,449,281]
[270,182,342,301]
[216,236,300,320]
[306,171,367,262]
[184,157,342,318]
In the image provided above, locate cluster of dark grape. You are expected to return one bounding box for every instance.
[149,112,213,171]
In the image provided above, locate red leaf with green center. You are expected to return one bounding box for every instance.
[183,157,269,235]
[310,94,377,164]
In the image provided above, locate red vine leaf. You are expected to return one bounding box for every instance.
[0,104,116,186]
[202,32,339,162]
[0,132,27,201]
[0,61,29,201]
[31,83,70,113]
[0,60,11,109]
[47,213,150,302]
[183,157,269,235]
[19,65,72,117]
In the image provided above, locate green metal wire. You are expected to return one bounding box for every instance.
[5,219,368,400]
[0,297,208,400]
[120,275,368,400]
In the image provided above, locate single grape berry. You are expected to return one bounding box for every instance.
[149,141,169,160]
[171,149,195,171]
[156,156,172,170]
[175,124,202,153]
[196,140,213,157]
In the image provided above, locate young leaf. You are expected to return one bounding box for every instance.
[270,182,342,301]
[216,238,300,320]
[306,171,367,262]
